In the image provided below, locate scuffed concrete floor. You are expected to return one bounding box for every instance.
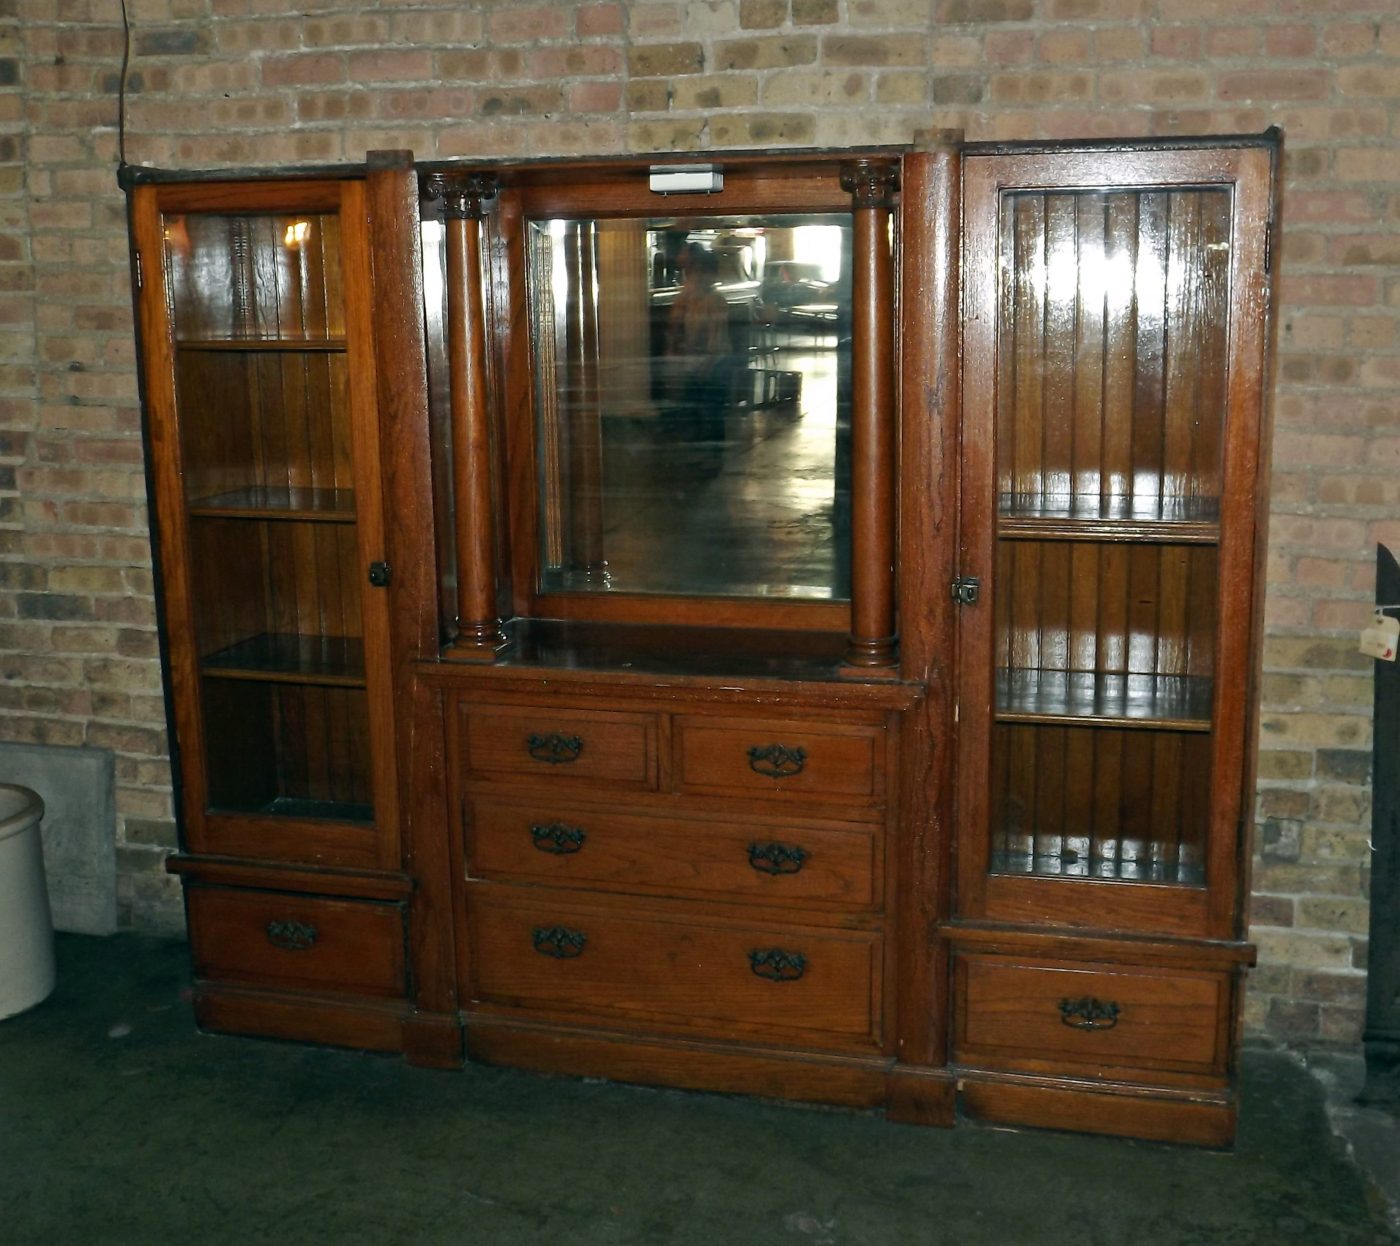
[2,933,1398,1246]
[1301,1048,1400,1235]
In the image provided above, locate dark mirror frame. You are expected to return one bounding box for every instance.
[491,160,891,636]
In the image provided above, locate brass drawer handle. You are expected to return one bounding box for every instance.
[526,733,584,764]
[265,919,317,951]
[533,925,587,959]
[747,841,808,875]
[748,948,807,982]
[747,743,806,779]
[1059,996,1121,1030]
[531,822,587,854]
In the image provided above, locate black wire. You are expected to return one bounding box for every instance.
[117,0,131,169]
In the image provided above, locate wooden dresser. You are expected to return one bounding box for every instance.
[127,132,1279,1144]
[436,648,916,1101]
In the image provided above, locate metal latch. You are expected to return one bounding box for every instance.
[367,560,392,588]
[951,576,980,606]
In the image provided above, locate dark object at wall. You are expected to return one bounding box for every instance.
[1362,542,1400,1105]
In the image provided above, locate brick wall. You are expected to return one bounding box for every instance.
[3,0,1394,1044]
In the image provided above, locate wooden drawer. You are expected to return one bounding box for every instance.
[469,890,882,1047]
[186,885,406,1000]
[467,798,881,910]
[673,714,885,805]
[953,953,1229,1079]
[458,703,657,790]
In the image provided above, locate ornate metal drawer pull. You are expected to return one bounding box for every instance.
[532,925,587,959]
[748,948,807,982]
[526,733,583,764]
[747,743,807,779]
[265,919,317,951]
[1059,996,1121,1030]
[748,841,808,875]
[531,822,587,854]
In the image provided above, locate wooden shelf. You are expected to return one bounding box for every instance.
[995,670,1213,731]
[997,494,1220,544]
[209,796,373,824]
[176,337,347,353]
[201,633,366,686]
[990,848,1206,887]
[188,487,357,523]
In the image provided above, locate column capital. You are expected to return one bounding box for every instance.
[424,172,498,220]
[840,161,900,210]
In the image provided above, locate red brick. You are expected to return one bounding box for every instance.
[577,3,625,35]
[1265,24,1317,58]
[1339,65,1400,98]
[1286,190,1378,225]
[1322,20,1378,57]
[488,4,573,42]
[1038,30,1090,63]
[528,46,625,78]
[982,30,1034,63]
[1334,146,1400,182]
[1099,69,1209,105]
[261,54,345,88]
[346,50,433,82]
[1218,70,1331,102]
[568,82,623,113]
[1150,27,1200,58]
[1280,274,1381,307]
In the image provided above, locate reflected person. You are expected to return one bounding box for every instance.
[665,245,732,453]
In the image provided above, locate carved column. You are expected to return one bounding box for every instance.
[426,172,504,660]
[842,160,900,670]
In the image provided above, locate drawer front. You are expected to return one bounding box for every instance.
[187,886,406,999]
[953,953,1228,1077]
[470,891,881,1046]
[459,704,656,790]
[468,798,880,909]
[674,715,884,804]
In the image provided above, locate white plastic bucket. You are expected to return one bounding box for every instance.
[0,784,55,1019]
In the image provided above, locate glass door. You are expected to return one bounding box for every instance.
[135,181,397,869]
[957,145,1274,939]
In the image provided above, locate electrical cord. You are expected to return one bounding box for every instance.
[117,0,131,171]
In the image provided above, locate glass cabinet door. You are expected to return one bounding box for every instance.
[135,182,396,867]
[957,145,1274,938]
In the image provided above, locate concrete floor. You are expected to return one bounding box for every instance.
[2,934,1398,1246]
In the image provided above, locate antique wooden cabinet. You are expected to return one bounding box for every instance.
[127,131,1278,1144]
[948,142,1277,1143]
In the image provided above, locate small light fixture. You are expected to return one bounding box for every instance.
[648,165,723,195]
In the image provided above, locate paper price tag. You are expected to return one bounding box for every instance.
[1359,611,1399,661]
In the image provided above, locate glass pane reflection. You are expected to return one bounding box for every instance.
[531,215,852,601]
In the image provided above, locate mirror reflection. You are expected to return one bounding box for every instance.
[530,215,852,601]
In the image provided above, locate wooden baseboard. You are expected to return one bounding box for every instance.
[957,1071,1237,1147]
[466,1014,892,1109]
[885,1067,957,1127]
[192,983,406,1054]
[402,1010,464,1068]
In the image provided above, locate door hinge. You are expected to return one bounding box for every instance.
[367,560,391,588]
[951,576,981,606]
[133,252,143,290]
[1264,220,1273,275]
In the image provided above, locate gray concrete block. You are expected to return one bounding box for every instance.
[0,742,116,936]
